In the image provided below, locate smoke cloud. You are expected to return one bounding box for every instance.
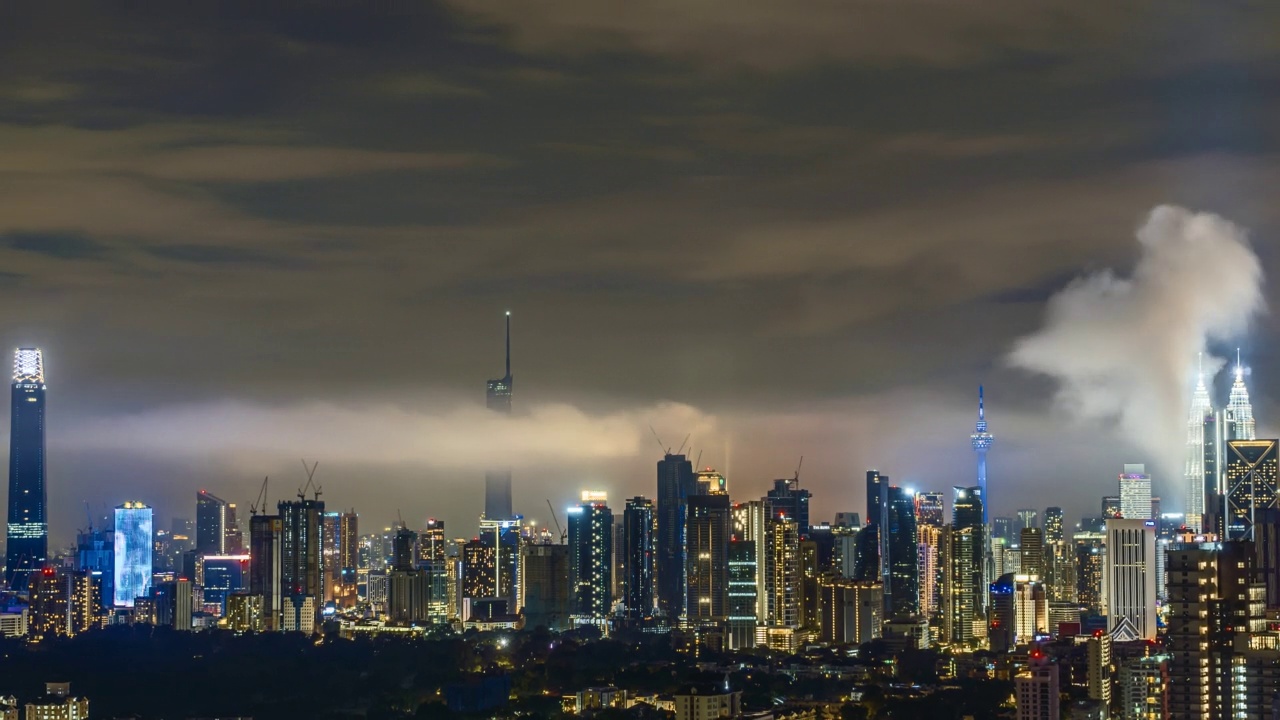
[1008,205,1265,486]
[62,398,718,473]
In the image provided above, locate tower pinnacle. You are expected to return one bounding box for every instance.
[970,385,994,524]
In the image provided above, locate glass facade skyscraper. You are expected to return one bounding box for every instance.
[113,502,153,607]
[656,451,695,620]
[567,496,613,618]
[885,486,918,617]
[6,348,47,591]
[622,497,655,618]
[196,490,229,555]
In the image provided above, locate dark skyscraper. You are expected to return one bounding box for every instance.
[279,498,324,600]
[196,490,229,555]
[6,348,47,591]
[765,477,812,538]
[686,493,731,622]
[622,497,655,618]
[484,312,514,521]
[250,514,283,631]
[1223,438,1279,541]
[656,451,695,620]
[885,486,918,617]
[567,496,613,618]
[952,486,986,627]
[865,470,889,589]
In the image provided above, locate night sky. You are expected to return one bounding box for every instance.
[2,3,1279,546]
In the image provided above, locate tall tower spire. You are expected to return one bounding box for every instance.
[1226,348,1255,441]
[1186,352,1214,529]
[484,313,514,520]
[970,385,994,524]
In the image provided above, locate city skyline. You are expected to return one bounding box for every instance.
[2,5,1280,548]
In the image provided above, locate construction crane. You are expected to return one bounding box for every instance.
[546,499,566,542]
[249,476,269,516]
[299,459,322,501]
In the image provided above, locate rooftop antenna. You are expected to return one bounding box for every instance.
[250,476,269,516]
[505,311,511,380]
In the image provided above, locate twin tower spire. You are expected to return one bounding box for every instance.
[1185,350,1255,528]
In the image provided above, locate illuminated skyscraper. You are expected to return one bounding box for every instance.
[915,492,944,528]
[1185,356,1213,530]
[6,348,47,591]
[765,516,800,628]
[1104,518,1157,640]
[1222,438,1279,541]
[765,477,811,538]
[885,486,918,617]
[567,494,613,619]
[946,486,985,643]
[1226,349,1256,441]
[695,467,727,496]
[279,498,324,603]
[113,502,153,607]
[249,514,282,630]
[622,497,655,618]
[686,493,730,622]
[484,312,514,521]
[1042,507,1064,544]
[196,490,229,555]
[970,386,994,524]
[1119,464,1153,520]
[656,451,695,619]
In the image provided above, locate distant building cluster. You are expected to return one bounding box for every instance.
[5,336,1280,720]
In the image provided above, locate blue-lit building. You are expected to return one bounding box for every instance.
[76,526,114,610]
[6,348,47,591]
[113,502,153,607]
[201,555,249,615]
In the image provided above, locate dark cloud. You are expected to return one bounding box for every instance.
[0,2,1277,542]
[0,231,110,260]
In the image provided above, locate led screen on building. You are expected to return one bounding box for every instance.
[114,503,153,607]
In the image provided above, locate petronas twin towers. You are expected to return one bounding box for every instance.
[1185,351,1256,532]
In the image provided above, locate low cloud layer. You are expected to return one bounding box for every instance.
[1009,205,1265,494]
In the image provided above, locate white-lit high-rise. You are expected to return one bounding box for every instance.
[1119,464,1152,520]
[1104,518,1157,641]
[1226,349,1256,441]
[1185,358,1213,530]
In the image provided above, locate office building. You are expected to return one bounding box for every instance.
[885,486,919,617]
[28,567,66,641]
[1119,653,1168,720]
[1075,532,1106,615]
[765,477,811,538]
[918,524,943,616]
[695,467,727,496]
[1020,527,1044,579]
[113,502,152,607]
[992,517,1014,543]
[1086,632,1112,710]
[621,497,655,618]
[819,577,882,645]
[201,554,248,615]
[947,486,985,642]
[764,516,800,628]
[387,566,432,624]
[1223,438,1279,541]
[915,491,945,528]
[1041,507,1063,544]
[1119,464,1153,520]
[1102,495,1122,519]
[866,470,889,586]
[1167,540,1276,720]
[970,386,994,525]
[568,494,613,619]
[249,514,283,630]
[484,312,514,521]
[686,493,730,622]
[1015,649,1059,720]
[656,451,696,620]
[196,490,230,555]
[727,539,758,649]
[75,527,113,611]
[279,497,324,605]
[1105,519,1157,640]
[5,348,46,591]
[519,543,570,631]
[416,518,447,621]
[988,573,1016,653]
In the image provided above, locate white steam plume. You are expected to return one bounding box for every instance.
[1008,205,1264,481]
